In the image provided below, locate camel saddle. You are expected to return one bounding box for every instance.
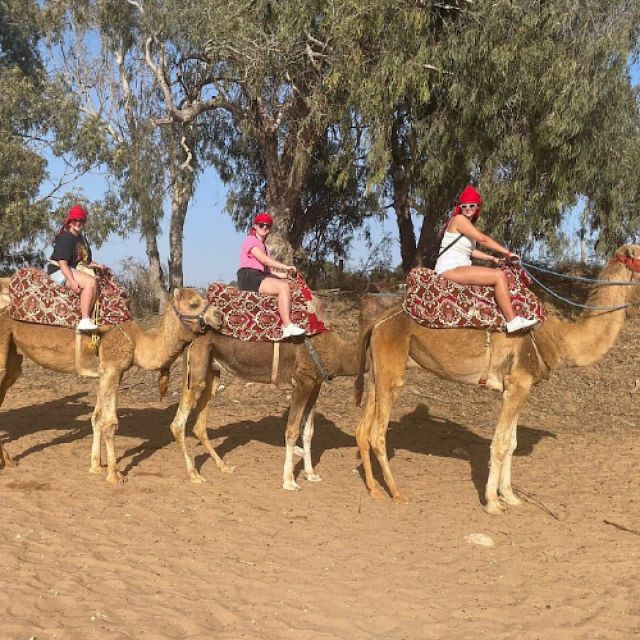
[206,278,329,342]
[403,264,546,331]
[9,267,132,329]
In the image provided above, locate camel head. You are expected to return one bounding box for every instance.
[172,288,223,334]
[613,245,640,314]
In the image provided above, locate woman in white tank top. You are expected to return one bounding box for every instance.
[435,185,538,334]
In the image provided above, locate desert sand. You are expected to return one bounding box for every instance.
[1,294,639,639]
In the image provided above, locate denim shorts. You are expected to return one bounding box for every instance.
[49,269,67,286]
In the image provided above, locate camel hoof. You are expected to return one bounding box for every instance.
[293,446,304,457]
[305,472,322,483]
[283,480,302,491]
[499,491,522,506]
[368,485,386,500]
[188,471,207,483]
[484,501,507,515]
[220,463,235,474]
[106,470,126,485]
[88,465,104,475]
[392,493,410,505]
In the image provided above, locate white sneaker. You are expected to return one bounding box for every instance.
[281,323,306,339]
[505,316,538,334]
[76,317,99,332]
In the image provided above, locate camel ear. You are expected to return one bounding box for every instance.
[172,288,182,303]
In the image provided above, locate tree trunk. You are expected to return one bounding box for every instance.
[140,215,166,310]
[416,203,442,269]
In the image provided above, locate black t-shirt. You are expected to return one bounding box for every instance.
[47,231,92,274]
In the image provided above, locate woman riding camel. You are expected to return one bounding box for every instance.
[237,212,306,339]
[47,204,105,332]
[434,185,538,334]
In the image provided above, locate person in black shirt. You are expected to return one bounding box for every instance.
[47,205,105,332]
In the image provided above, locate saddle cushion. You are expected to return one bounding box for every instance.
[9,267,132,328]
[402,265,546,330]
[206,279,329,342]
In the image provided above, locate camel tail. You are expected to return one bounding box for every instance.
[158,367,170,400]
[354,322,374,407]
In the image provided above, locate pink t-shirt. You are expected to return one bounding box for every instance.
[239,235,269,272]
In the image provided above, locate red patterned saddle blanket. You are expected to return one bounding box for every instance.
[206,277,329,342]
[9,267,132,328]
[403,265,546,331]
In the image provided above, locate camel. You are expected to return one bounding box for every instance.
[0,287,222,482]
[354,245,640,514]
[161,322,365,490]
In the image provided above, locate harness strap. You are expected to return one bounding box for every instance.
[615,254,640,273]
[528,333,549,380]
[478,330,492,387]
[271,342,280,385]
[304,337,333,382]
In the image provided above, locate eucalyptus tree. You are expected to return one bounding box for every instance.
[139,0,388,262]
[0,0,78,260]
[357,0,640,270]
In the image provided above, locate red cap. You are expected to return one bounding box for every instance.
[65,205,88,224]
[254,212,273,225]
[453,185,482,221]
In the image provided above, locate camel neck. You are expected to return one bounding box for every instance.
[538,262,634,369]
[132,307,192,371]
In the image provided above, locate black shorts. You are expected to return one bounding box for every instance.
[237,268,269,293]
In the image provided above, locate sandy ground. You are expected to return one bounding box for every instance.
[1,294,640,640]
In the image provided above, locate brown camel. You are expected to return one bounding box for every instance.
[161,324,364,490]
[0,288,222,482]
[355,245,640,514]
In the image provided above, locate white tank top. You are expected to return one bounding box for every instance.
[434,231,476,274]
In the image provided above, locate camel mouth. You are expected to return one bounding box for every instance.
[203,306,224,331]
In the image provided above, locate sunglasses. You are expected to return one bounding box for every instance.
[256,223,272,229]
[460,203,478,210]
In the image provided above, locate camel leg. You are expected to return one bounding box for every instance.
[355,377,383,497]
[497,416,522,507]
[0,339,22,469]
[94,368,125,484]
[358,327,411,503]
[191,366,236,475]
[485,378,531,515]
[88,408,102,474]
[283,378,318,491]
[300,385,322,482]
[170,350,207,483]
[368,379,409,504]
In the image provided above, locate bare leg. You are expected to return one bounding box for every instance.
[442,266,516,322]
[259,277,293,326]
[68,270,97,319]
[485,378,531,514]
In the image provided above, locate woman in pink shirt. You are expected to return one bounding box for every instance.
[237,212,306,338]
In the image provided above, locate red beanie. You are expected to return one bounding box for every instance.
[453,185,482,221]
[254,212,273,225]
